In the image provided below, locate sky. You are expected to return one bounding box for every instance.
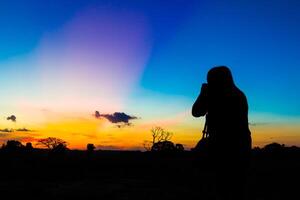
[0,0,300,150]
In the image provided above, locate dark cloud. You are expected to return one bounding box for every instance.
[16,128,31,132]
[94,111,138,127]
[71,132,96,139]
[95,111,101,118]
[0,128,14,132]
[0,128,32,133]
[115,123,133,128]
[7,115,16,122]
[101,112,137,123]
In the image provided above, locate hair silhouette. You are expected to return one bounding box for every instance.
[192,66,252,200]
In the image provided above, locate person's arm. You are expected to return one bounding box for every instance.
[192,84,208,117]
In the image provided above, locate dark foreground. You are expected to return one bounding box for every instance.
[0,148,299,200]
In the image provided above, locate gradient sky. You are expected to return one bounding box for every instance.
[0,0,300,150]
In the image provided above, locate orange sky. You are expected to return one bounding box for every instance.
[1,108,299,150]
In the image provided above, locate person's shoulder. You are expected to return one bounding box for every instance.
[234,87,247,101]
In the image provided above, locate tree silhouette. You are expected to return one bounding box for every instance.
[175,144,184,151]
[87,143,96,152]
[51,143,68,154]
[151,141,175,152]
[143,127,177,152]
[143,140,152,151]
[151,127,173,144]
[37,137,67,150]
[264,142,284,151]
[2,140,23,151]
[25,142,33,151]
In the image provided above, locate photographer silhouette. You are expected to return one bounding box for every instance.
[192,66,251,200]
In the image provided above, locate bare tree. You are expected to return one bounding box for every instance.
[143,140,152,151]
[143,126,174,151]
[37,137,67,150]
[151,126,173,144]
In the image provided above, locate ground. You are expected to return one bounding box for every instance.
[0,150,299,199]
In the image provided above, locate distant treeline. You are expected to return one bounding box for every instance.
[1,138,299,155]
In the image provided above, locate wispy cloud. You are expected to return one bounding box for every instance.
[14,136,39,143]
[0,128,33,133]
[15,128,32,132]
[0,128,14,132]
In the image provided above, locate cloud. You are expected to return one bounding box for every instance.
[7,115,16,122]
[0,128,14,132]
[115,123,133,128]
[101,112,137,123]
[94,111,138,127]
[0,128,33,133]
[16,128,32,132]
[95,111,101,118]
[71,132,97,139]
[17,137,39,143]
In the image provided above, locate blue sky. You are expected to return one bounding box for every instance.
[140,0,300,116]
[1,0,300,116]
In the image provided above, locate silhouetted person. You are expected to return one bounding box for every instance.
[192,66,252,200]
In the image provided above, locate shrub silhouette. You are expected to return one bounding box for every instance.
[25,142,33,149]
[264,142,284,151]
[87,143,96,152]
[151,141,175,152]
[2,140,24,152]
[175,144,184,151]
[51,143,68,154]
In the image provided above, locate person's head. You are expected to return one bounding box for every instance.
[207,66,235,90]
